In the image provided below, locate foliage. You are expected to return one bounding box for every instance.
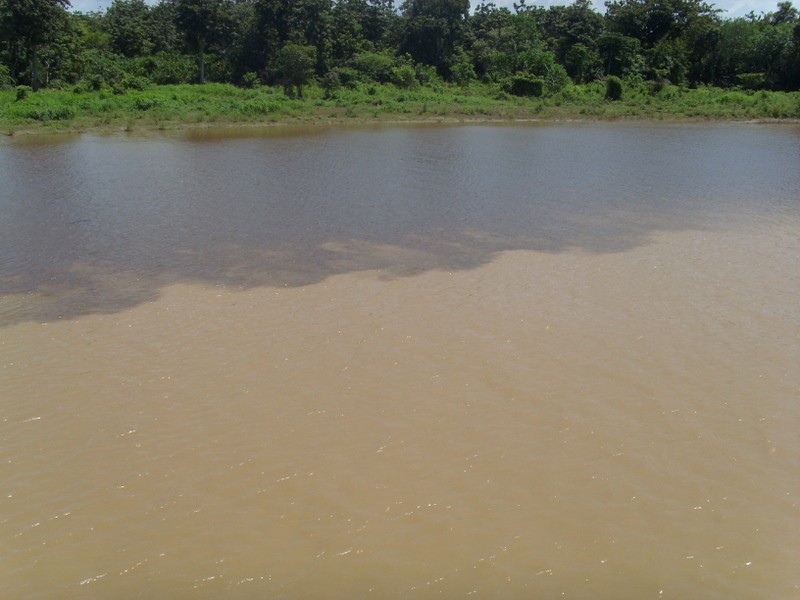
[508,75,544,97]
[0,0,72,90]
[132,52,195,85]
[451,60,476,87]
[399,0,470,77]
[0,64,14,87]
[737,72,767,89]
[276,43,317,98]
[241,71,261,89]
[392,64,418,89]
[106,0,154,57]
[320,69,342,98]
[605,75,624,100]
[174,0,233,83]
[1,82,799,136]
[16,85,32,100]
[1,0,799,100]
[351,50,396,83]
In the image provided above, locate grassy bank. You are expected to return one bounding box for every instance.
[2,81,799,135]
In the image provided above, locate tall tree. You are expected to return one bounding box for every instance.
[105,0,153,57]
[0,0,71,90]
[174,0,233,83]
[275,41,316,95]
[399,0,469,76]
[286,0,333,74]
[331,0,372,63]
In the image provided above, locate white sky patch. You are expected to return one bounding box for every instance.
[68,0,786,20]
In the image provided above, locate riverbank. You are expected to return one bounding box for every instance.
[2,81,799,136]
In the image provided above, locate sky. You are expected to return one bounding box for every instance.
[67,0,786,20]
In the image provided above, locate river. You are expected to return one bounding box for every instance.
[1,122,798,599]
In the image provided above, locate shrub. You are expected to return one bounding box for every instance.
[85,74,106,91]
[392,65,418,89]
[415,63,440,86]
[133,97,164,111]
[352,51,395,83]
[242,71,261,89]
[276,43,317,98]
[47,79,68,90]
[647,79,669,95]
[321,70,341,98]
[240,99,277,115]
[605,75,623,101]
[79,49,127,88]
[18,105,75,121]
[0,65,15,87]
[737,72,766,91]
[332,67,360,89]
[543,64,571,95]
[15,85,32,101]
[508,76,544,97]
[452,61,476,87]
[134,53,195,85]
[122,75,152,91]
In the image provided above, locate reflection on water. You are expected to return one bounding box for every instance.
[2,123,798,324]
[1,123,799,599]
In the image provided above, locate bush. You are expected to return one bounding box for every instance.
[47,78,68,90]
[122,75,152,91]
[85,74,106,91]
[240,99,278,115]
[133,53,195,85]
[133,97,164,111]
[605,75,623,101]
[242,71,261,89]
[392,65,418,89]
[737,72,766,91]
[0,65,15,87]
[15,85,32,101]
[321,70,341,98]
[452,61,476,87]
[543,63,571,95]
[508,76,544,97]
[17,105,75,121]
[276,43,317,98]
[351,51,395,84]
[415,63,440,86]
[78,49,127,88]
[646,79,669,95]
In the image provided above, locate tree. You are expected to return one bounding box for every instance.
[399,0,469,76]
[286,0,334,74]
[105,0,153,57]
[276,42,317,96]
[565,42,601,82]
[0,0,71,90]
[331,0,368,63]
[598,31,643,77]
[771,1,799,24]
[605,0,719,47]
[540,0,604,64]
[148,1,181,54]
[174,0,233,84]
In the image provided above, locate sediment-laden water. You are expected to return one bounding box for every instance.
[1,123,798,599]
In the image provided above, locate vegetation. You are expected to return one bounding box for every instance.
[2,80,798,135]
[1,0,798,133]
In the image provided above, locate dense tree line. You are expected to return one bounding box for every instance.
[1,0,798,94]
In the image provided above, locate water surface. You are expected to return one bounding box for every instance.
[1,123,799,599]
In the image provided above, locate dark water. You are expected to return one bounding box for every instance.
[1,123,799,599]
[2,122,798,325]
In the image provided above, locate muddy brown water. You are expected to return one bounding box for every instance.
[1,123,799,599]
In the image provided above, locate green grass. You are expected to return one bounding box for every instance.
[1,81,798,135]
